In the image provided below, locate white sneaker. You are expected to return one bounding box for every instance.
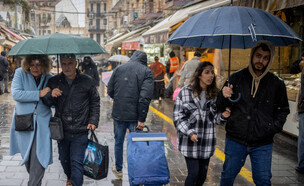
[153,100,159,104]
[112,164,123,179]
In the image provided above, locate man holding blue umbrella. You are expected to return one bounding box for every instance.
[217,41,290,186]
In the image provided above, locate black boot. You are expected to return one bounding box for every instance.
[4,89,9,93]
[0,90,3,95]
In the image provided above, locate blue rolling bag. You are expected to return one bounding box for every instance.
[127,131,170,185]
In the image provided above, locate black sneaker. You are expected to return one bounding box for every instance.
[0,91,3,95]
[295,167,304,174]
[4,90,9,93]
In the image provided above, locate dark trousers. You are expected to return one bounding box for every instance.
[184,157,210,186]
[25,132,45,186]
[58,133,88,186]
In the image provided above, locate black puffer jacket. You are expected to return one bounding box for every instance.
[107,51,154,122]
[217,68,289,146]
[79,57,100,86]
[43,70,100,135]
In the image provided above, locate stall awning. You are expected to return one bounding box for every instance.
[105,26,150,52]
[1,27,24,41]
[234,0,304,12]
[142,0,231,44]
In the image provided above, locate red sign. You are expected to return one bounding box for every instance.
[122,41,140,50]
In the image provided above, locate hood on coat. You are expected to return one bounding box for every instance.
[248,40,275,98]
[129,50,148,66]
[83,56,94,65]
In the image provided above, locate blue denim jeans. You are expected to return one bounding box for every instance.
[58,133,88,186]
[297,113,304,171]
[220,137,272,186]
[114,120,137,171]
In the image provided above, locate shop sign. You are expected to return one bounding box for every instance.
[122,41,140,50]
[143,32,168,44]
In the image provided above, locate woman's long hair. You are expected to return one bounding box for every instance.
[190,61,218,99]
[22,55,51,74]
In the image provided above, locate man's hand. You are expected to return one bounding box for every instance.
[222,84,233,98]
[136,121,145,130]
[51,88,62,98]
[87,124,96,131]
[40,87,51,97]
[190,134,198,142]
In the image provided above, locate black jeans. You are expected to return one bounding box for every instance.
[184,157,210,186]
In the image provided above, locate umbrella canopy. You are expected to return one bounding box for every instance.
[7,32,107,56]
[167,6,301,49]
[108,55,130,64]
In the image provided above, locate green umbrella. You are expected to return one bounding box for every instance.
[7,32,107,56]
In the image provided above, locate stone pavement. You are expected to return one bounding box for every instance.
[0,85,304,185]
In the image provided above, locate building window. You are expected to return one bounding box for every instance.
[47,13,51,23]
[104,3,106,11]
[149,0,153,13]
[48,30,51,34]
[39,30,41,35]
[90,34,93,39]
[97,34,100,44]
[96,19,100,29]
[97,3,100,14]
[91,3,93,12]
[103,18,107,25]
[42,13,47,23]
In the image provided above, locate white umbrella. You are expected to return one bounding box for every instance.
[108,55,130,64]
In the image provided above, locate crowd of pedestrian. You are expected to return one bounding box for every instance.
[2,40,304,186]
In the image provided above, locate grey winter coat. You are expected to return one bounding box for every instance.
[107,51,154,122]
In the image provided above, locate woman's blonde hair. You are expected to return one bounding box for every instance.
[22,55,51,74]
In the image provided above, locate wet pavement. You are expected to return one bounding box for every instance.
[0,84,304,186]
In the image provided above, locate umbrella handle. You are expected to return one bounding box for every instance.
[228,93,241,103]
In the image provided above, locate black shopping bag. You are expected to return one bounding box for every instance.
[83,130,109,180]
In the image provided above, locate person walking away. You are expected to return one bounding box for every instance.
[10,55,53,186]
[173,62,230,186]
[178,51,202,88]
[149,56,166,104]
[166,51,179,78]
[296,66,304,174]
[0,51,9,94]
[290,51,304,74]
[78,56,100,88]
[217,40,290,186]
[42,54,100,186]
[107,50,154,181]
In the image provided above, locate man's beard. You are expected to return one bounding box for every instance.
[252,62,267,72]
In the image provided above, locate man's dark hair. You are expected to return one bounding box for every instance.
[1,51,6,56]
[253,43,270,54]
[169,51,175,58]
[194,51,201,57]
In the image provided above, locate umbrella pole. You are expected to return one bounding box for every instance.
[228,35,232,84]
[278,47,281,77]
[57,54,59,74]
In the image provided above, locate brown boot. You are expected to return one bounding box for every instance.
[66,179,72,186]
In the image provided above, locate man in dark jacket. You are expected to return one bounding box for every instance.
[78,56,100,87]
[0,51,9,94]
[43,54,100,186]
[107,50,154,179]
[217,41,290,186]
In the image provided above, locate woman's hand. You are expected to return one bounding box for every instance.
[222,108,231,118]
[190,134,198,142]
[39,87,51,97]
[51,88,62,98]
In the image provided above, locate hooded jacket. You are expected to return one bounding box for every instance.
[217,41,290,147]
[79,56,100,86]
[107,51,154,122]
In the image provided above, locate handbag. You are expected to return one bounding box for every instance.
[14,111,35,131]
[83,130,109,180]
[49,85,75,140]
[14,77,47,131]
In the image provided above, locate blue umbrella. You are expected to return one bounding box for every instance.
[167,6,301,48]
[167,6,301,102]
